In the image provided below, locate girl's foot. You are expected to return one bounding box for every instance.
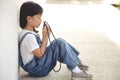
[78,63,89,70]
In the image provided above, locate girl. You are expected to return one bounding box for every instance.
[19,1,92,79]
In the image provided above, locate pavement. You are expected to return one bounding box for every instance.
[19,31,120,80]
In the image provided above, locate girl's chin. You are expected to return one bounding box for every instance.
[35,26,40,28]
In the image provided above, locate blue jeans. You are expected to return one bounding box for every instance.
[22,38,80,77]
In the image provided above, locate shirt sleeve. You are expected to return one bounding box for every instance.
[23,34,39,52]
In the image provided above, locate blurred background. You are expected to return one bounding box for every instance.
[19,0,120,46]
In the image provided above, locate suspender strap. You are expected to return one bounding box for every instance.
[18,32,41,67]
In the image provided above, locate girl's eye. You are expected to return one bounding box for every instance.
[38,17,41,19]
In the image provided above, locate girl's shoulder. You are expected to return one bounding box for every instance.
[18,30,37,41]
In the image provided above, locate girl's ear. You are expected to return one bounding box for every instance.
[27,16,31,22]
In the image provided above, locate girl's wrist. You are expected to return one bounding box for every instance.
[43,36,48,41]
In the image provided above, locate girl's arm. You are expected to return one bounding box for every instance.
[32,26,51,58]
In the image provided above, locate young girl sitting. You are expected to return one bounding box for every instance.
[19,1,92,79]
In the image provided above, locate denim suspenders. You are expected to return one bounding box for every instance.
[18,32,41,68]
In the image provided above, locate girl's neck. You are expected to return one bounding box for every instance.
[24,26,38,33]
[24,25,34,32]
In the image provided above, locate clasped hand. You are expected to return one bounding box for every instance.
[42,25,51,39]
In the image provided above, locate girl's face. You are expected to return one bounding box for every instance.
[28,14,42,28]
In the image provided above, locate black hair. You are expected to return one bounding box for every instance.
[20,1,43,29]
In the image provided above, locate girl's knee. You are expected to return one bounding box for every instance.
[56,38,68,46]
[56,38,65,42]
[51,38,66,47]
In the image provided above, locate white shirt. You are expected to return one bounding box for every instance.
[19,30,39,65]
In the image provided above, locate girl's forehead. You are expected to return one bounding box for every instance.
[33,14,42,18]
[35,14,42,17]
